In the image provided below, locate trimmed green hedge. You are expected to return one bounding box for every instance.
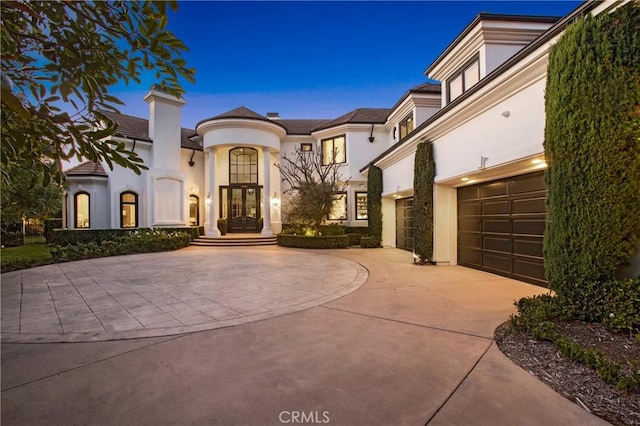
[543,2,640,306]
[50,226,203,246]
[360,236,380,248]
[367,164,383,242]
[276,234,349,249]
[413,141,435,264]
[50,229,192,261]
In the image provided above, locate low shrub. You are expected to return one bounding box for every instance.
[50,229,192,261]
[276,234,349,249]
[319,224,345,236]
[509,292,640,393]
[360,236,380,248]
[50,226,201,246]
[1,231,24,247]
[44,218,62,243]
[346,234,362,246]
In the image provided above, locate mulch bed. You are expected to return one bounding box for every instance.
[495,321,640,426]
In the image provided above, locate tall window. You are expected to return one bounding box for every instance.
[399,114,414,139]
[355,192,368,220]
[229,147,258,184]
[74,192,90,228]
[447,56,480,103]
[189,195,199,226]
[120,192,138,228]
[329,192,347,220]
[321,135,346,165]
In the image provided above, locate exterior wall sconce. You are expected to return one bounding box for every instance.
[479,156,489,169]
[271,192,280,208]
[188,149,196,167]
[369,123,375,143]
[205,193,211,206]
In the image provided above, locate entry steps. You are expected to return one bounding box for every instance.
[191,234,277,247]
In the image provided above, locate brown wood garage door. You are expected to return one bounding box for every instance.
[457,171,547,286]
[396,197,414,252]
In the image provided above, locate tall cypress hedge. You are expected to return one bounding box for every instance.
[543,2,640,308]
[413,142,435,264]
[367,164,383,243]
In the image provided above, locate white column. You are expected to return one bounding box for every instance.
[61,191,68,229]
[261,147,273,237]
[206,148,220,237]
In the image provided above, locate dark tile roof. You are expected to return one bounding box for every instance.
[312,108,391,132]
[65,161,108,177]
[279,119,331,135]
[196,106,288,133]
[409,82,441,94]
[387,82,441,116]
[101,111,151,141]
[100,111,200,150]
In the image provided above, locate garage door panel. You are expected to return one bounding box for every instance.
[458,171,547,286]
[513,237,543,258]
[396,198,414,252]
[483,219,511,234]
[459,248,482,267]
[458,186,480,201]
[459,202,481,216]
[512,197,546,214]
[484,236,511,253]
[481,181,509,198]
[513,218,545,236]
[482,200,510,215]
[459,232,481,248]
[513,258,546,282]
[483,253,512,274]
[513,173,546,194]
[459,218,481,232]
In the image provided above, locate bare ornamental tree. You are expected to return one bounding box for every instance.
[276,146,349,234]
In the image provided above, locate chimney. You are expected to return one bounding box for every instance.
[266,112,280,120]
[144,85,186,170]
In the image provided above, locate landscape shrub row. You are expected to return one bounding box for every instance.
[50,229,192,261]
[276,234,349,249]
[50,226,202,246]
[509,280,640,394]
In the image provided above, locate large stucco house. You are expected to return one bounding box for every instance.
[64,1,625,286]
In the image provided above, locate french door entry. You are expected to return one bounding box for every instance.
[228,186,261,233]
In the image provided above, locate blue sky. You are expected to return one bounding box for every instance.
[112,1,582,129]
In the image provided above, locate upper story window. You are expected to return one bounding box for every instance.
[74,192,90,228]
[229,147,258,184]
[399,114,414,139]
[447,55,480,103]
[321,135,346,166]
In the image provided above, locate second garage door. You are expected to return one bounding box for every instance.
[457,171,547,286]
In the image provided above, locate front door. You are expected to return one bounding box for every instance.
[229,186,260,233]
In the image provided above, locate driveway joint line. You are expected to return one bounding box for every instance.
[44,272,65,334]
[423,340,494,425]
[321,305,494,341]
[0,334,186,393]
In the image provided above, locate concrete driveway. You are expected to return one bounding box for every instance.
[1,247,608,425]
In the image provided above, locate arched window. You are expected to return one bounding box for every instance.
[120,191,138,228]
[189,195,199,226]
[74,192,90,228]
[229,147,258,184]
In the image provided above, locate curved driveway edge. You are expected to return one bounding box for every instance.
[0,246,368,343]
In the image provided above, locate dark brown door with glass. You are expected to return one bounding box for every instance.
[228,186,260,232]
